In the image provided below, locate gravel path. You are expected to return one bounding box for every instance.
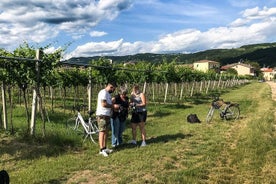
[267,81,276,101]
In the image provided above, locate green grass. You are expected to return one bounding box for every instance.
[1,82,276,183]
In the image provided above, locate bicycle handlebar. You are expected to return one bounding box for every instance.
[73,105,95,117]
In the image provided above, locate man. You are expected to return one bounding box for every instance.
[96,81,117,157]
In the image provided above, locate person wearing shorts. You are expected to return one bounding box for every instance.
[96,81,117,157]
[129,85,147,147]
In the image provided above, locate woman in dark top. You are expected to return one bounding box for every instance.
[111,86,129,147]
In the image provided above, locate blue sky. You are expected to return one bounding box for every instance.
[1,0,276,60]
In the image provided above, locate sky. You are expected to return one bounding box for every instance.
[1,0,276,60]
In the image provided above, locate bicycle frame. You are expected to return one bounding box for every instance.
[68,111,99,144]
[77,112,99,143]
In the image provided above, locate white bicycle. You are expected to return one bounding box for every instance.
[67,106,99,144]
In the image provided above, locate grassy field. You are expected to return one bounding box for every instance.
[1,81,276,184]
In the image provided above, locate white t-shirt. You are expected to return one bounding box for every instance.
[96,89,112,116]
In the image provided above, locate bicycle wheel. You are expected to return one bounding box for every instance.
[66,117,83,133]
[89,119,99,133]
[206,107,215,123]
[224,105,240,120]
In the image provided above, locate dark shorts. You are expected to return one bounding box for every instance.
[97,115,111,131]
[131,111,147,123]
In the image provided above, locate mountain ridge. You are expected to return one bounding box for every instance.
[65,42,276,67]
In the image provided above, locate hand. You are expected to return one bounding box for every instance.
[113,104,120,110]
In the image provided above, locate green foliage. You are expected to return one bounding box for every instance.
[90,58,115,84]
[225,68,238,75]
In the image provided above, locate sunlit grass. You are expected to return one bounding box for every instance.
[1,82,276,183]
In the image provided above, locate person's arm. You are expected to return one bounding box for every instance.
[129,94,134,105]
[101,99,113,108]
[138,93,146,107]
[113,96,121,112]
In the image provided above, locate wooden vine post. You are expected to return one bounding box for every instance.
[1,82,7,130]
[164,83,168,103]
[205,80,211,94]
[88,67,92,112]
[190,81,195,97]
[30,49,42,136]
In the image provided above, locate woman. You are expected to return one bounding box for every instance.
[129,85,147,147]
[111,86,129,147]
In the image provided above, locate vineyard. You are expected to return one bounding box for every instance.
[3,44,276,184]
[0,44,251,136]
[1,81,275,184]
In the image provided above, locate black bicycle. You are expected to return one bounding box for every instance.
[206,98,240,123]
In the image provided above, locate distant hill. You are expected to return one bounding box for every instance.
[65,42,276,67]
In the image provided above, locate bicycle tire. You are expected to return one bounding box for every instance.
[89,119,99,133]
[66,117,83,133]
[206,107,215,123]
[224,105,240,120]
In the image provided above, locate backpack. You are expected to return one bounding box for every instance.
[187,114,201,123]
[0,170,9,184]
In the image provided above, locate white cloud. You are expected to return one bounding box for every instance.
[230,18,250,27]
[44,46,60,54]
[65,6,276,58]
[65,39,124,59]
[242,6,276,19]
[1,1,276,59]
[0,0,133,50]
[90,31,107,37]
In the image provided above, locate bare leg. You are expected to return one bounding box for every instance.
[104,129,108,148]
[138,122,146,141]
[99,131,105,149]
[131,123,137,141]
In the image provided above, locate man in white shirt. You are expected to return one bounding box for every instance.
[96,82,118,157]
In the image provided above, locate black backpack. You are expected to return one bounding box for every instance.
[0,170,9,184]
[187,114,201,123]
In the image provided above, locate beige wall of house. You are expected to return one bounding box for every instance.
[193,60,220,73]
[262,70,275,81]
[231,64,254,76]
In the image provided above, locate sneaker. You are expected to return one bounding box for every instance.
[129,140,137,145]
[99,150,108,157]
[105,148,113,154]
[141,141,146,147]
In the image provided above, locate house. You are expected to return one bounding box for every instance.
[221,62,255,76]
[261,68,275,81]
[193,60,220,73]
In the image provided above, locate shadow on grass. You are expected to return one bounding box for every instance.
[147,133,193,144]
[114,133,192,151]
[147,104,193,118]
[149,104,193,117]
[0,131,86,165]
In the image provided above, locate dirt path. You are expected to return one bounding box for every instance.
[267,81,276,101]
